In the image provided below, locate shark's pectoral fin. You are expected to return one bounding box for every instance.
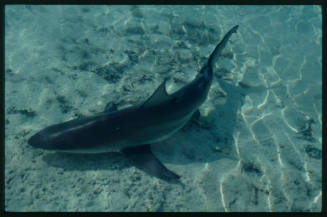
[121,144,180,181]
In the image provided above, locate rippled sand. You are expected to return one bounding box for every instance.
[5,5,322,211]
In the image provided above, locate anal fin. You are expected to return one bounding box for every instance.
[121,144,180,181]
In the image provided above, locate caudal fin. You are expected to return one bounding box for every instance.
[208,25,239,68]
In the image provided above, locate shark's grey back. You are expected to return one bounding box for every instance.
[28,25,239,181]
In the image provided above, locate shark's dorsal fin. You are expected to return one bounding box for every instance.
[142,79,172,108]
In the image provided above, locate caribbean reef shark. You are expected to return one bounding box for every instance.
[28,25,239,181]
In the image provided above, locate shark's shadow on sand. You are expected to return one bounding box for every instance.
[42,76,265,182]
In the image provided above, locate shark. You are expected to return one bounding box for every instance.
[28,25,239,181]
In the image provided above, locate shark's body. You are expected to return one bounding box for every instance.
[28,25,239,181]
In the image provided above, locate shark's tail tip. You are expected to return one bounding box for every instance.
[232,25,239,33]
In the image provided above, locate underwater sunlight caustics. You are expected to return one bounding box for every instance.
[28,25,239,181]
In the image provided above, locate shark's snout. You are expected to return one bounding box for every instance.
[28,132,50,150]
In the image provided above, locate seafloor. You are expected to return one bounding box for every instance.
[5,5,322,211]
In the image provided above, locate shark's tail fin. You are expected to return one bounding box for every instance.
[208,25,239,69]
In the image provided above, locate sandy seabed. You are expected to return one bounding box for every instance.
[5,5,322,211]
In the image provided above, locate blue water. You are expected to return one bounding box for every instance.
[5,5,322,211]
